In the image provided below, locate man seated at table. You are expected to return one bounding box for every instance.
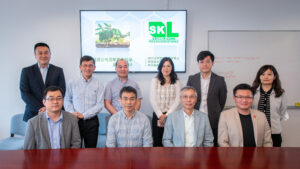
[24,86,81,149]
[218,83,272,147]
[106,86,153,147]
[162,86,214,147]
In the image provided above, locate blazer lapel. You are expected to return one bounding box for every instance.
[207,73,216,98]
[233,109,244,146]
[250,110,258,145]
[195,73,201,101]
[34,64,45,88]
[60,111,67,148]
[44,64,52,87]
[176,110,185,146]
[41,113,51,148]
[193,111,200,146]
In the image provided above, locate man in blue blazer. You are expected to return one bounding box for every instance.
[20,42,66,122]
[163,86,214,147]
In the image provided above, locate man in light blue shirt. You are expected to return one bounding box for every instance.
[106,86,152,147]
[24,86,81,149]
[64,56,104,148]
[104,59,142,115]
[163,86,214,147]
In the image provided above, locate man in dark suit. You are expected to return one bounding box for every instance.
[20,42,66,122]
[187,51,227,146]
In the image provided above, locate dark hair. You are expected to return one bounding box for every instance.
[156,57,178,85]
[180,86,198,97]
[43,86,64,99]
[119,86,137,98]
[80,55,95,65]
[252,65,284,97]
[197,51,215,62]
[233,83,254,96]
[115,59,129,67]
[34,42,50,53]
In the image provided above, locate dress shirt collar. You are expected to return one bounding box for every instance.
[200,72,211,80]
[38,63,49,70]
[117,76,129,84]
[121,110,137,120]
[80,73,94,83]
[45,111,63,122]
[183,110,194,119]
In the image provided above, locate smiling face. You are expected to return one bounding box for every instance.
[180,89,197,110]
[35,46,51,68]
[43,90,63,114]
[161,61,172,77]
[120,92,137,114]
[198,56,213,74]
[260,68,276,86]
[80,60,95,80]
[116,60,129,79]
[233,89,253,112]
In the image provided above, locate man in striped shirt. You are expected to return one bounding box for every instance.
[106,86,152,147]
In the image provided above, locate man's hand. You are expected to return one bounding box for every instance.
[38,107,46,114]
[77,113,84,119]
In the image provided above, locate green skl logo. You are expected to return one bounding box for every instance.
[148,22,179,43]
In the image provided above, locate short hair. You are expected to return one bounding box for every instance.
[180,86,198,97]
[119,86,137,98]
[34,42,50,53]
[197,50,215,62]
[115,59,129,67]
[233,83,254,96]
[80,55,95,65]
[157,57,178,85]
[43,86,64,99]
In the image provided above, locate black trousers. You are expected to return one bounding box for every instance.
[78,116,99,148]
[212,128,218,147]
[152,112,166,147]
[272,134,282,147]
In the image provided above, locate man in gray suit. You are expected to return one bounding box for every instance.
[187,51,227,146]
[24,86,81,149]
[162,86,214,147]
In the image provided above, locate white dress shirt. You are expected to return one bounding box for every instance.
[199,73,211,114]
[183,110,195,147]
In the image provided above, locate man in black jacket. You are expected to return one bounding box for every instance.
[187,50,227,146]
[20,42,66,122]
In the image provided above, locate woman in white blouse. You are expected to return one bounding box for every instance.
[252,65,288,147]
[150,57,181,147]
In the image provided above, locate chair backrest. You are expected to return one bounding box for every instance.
[10,114,27,137]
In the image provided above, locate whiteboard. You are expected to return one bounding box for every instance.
[208,30,300,106]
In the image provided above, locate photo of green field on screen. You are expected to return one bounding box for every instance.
[80,10,187,72]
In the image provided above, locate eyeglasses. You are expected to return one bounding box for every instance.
[81,64,94,68]
[121,97,136,101]
[45,97,63,102]
[181,95,197,99]
[234,96,253,100]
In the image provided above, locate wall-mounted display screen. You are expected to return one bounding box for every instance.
[80,10,187,72]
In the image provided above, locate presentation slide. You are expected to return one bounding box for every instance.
[80,10,186,72]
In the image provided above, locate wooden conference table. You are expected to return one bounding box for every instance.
[1,147,300,169]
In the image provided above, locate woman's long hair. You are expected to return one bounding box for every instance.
[156,57,178,85]
[252,65,284,97]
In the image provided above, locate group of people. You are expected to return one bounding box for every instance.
[20,42,288,149]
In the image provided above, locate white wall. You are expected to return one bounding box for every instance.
[1,0,299,146]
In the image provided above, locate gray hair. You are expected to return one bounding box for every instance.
[115,58,129,67]
[180,86,198,97]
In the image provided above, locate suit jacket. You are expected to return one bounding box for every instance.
[218,108,272,147]
[20,63,66,121]
[162,109,214,147]
[186,72,227,130]
[24,111,81,149]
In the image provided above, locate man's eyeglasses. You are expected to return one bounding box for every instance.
[234,96,253,100]
[45,97,63,102]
